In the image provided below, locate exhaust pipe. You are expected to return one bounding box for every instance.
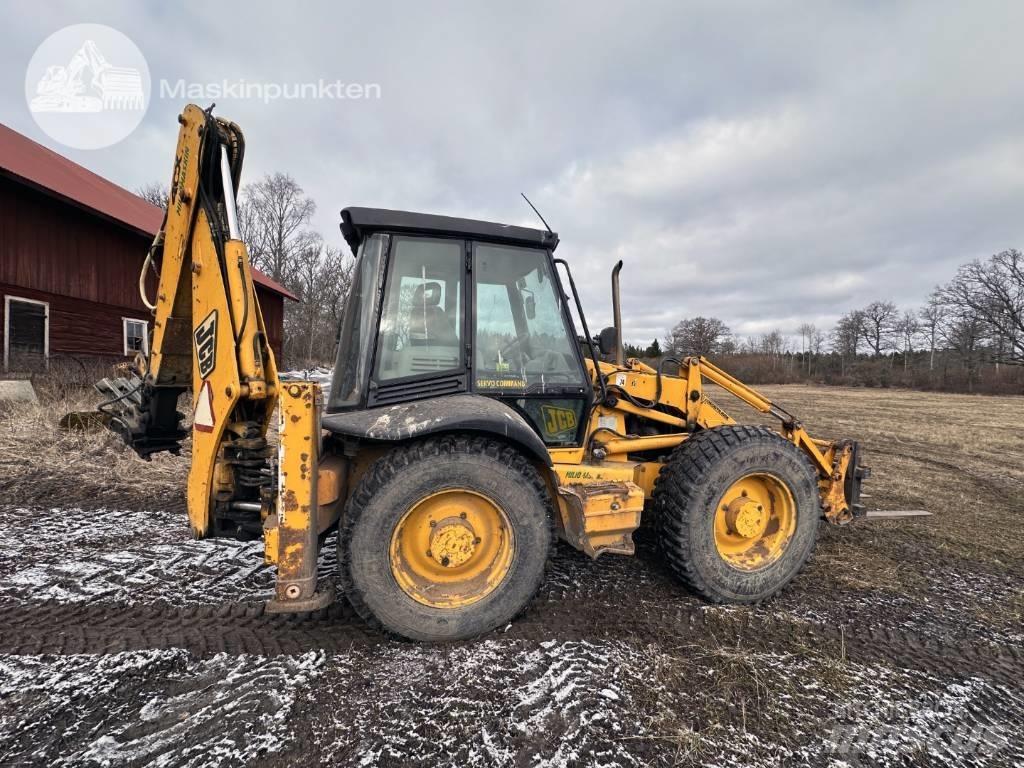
[611,260,624,365]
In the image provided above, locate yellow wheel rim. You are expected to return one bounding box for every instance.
[389,489,515,608]
[713,473,797,571]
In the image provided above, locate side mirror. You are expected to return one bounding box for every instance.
[525,294,536,320]
[598,326,618,356]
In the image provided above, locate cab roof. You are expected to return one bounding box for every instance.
[340,206,559,255]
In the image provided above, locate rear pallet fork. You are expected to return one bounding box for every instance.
[264,381,335,613]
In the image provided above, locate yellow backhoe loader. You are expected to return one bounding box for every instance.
[98,104,869,641]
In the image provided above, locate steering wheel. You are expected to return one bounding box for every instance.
[498,333,531,359]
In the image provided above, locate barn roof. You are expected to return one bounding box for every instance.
[0,122,298,302]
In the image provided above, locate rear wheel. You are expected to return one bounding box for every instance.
[654,425,820,603]
[340,436,552,641]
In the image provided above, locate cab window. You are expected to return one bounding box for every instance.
[473,243,584,391]
[376,236,463,381]
[329,234,385,409]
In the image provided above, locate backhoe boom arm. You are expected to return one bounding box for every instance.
[100,104,279,539]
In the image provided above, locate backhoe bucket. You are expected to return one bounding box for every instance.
[93,374,187,459]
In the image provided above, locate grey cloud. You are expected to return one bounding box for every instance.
[4,1,1023,346]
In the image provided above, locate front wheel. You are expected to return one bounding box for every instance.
[340,436,552,641]
[653,425,820,603]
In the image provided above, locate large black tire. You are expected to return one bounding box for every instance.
[339,436,552,641]
[653,425,820,603]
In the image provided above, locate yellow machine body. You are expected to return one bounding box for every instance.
[540,354,859,560]
[107,104,867,622]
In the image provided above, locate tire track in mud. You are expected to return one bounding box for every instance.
[1,595,1021,687]
[275,639,648,767]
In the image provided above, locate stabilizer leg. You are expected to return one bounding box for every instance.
[265,381,334,613]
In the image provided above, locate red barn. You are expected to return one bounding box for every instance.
[0,123,296,372]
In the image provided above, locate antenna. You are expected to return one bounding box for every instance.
[520,193,553,234]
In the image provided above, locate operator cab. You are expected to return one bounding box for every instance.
[327,208,592,447]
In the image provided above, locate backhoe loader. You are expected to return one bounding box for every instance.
[99,104,868,641]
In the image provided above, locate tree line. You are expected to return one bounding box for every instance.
[140,174,1023,392]
[629,250,1024,394]
[138,176,352,369]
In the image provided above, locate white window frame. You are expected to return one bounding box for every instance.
[122,317,149,356]
[4,295,49,371]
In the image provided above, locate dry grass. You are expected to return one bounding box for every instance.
[0,381,185,509]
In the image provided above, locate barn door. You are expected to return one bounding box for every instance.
[4,297,48,371]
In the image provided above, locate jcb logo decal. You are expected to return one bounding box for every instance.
[195,310,218,379]
[541,404,577,437]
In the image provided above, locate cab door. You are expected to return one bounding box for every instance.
[470,242,590,446]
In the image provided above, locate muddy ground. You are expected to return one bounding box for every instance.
[0,385,1022,766]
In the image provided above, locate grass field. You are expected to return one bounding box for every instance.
[0,384,1022,766]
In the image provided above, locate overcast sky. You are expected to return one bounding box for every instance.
[4,2,1024,345]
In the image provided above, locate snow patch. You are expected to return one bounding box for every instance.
[0,650,324,767]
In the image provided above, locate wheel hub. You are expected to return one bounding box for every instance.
[714,474,797,571]
[430,517,477,567]
[389,489,514,608]
[725,498,767,539]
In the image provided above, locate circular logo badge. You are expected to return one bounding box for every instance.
[25,24,151,150]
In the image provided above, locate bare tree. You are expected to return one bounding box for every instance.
[664,317,731,357]
[757,330,786,369]
[286,236,354,365]
[858,300,899,357]
[135,181,169,210]
[236,172,360,367]
[810,328,827,376]
[918,295,945,372]
[797,322,816,375]
[239,173,318,285]
[939,305,986,391]
[937,249,1024,365]
[831,310,862,376]
[894,310,920,371]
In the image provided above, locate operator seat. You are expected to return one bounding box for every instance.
[408,282,458,345]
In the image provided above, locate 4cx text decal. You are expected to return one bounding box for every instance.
[195,310,218,379]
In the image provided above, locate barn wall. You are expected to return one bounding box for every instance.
[0,178,150,308]
[0,280,149,360]
[0,175,287,369]
[1,279,284,365]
